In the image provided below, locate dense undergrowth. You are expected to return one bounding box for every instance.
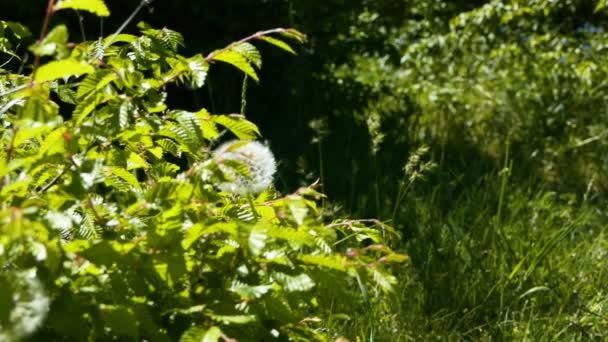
[2,0,608,341]
[0,1,407,341]
[321,1,608,340]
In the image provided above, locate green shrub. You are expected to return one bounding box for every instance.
[0,1,406,340]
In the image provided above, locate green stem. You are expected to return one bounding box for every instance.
[104,0,155,48]
[247,196,259,218]
[240,75,248,115]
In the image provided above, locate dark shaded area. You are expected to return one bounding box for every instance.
[0,0,380,206]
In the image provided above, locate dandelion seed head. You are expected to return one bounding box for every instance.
[1,269,50,341]
[213,140,277,195]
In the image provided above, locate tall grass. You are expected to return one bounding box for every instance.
[326,148,608,341]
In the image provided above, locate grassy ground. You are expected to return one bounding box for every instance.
[326,149,608,341]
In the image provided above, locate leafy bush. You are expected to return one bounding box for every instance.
[0,1,406,340]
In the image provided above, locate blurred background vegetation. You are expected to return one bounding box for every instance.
[3,0,608,339]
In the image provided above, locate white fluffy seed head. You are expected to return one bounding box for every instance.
[213,140,277,195]
[1,269,50,341]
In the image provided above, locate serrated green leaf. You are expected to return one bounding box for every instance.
[179,326,207,342]
[103,33,137,46]
[272,272,315,292]
[259,36,296,55]
[209,49,259,82]
[6,21,32,39]
[278,28,307,43]
[76,70,117,99]
[35,59,94,83]
[298,254,347,271]
[230,279,272,300]
[30,25,68,57]
[187,54,209,88]
[180,326,221,342]
[127,152,148,170]
[208,313,256,324]
[13,121,56,147]
[73,92,103,125]
[214,115,260,139]
[106,166,142,191]
[54,0,110,17]
[233,42,262,68]
[18,94,60,123]
[195,109,220,140]
[182,222,238,249]
[370,268,396,292]
[55,85,77,104]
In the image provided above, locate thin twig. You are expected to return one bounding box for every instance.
[39,168,66,193]
[104,0,155,48]
[5,126,18,163]
[205,28,294,61]
[75,10,87,41]
[32,0,56,80]
[0,43,21,69]
[0,84,28,98]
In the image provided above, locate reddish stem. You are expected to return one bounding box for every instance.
[31,0,56,81]
[205,28,296,62]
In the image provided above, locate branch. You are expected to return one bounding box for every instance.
[104,0,155,48]
[39,168,66,193]
[0,84,28,98]
[32,0,56,79]
[205,28,299,62]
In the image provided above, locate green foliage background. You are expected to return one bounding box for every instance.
[2,0,608,340]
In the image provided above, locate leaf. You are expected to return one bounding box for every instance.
[106,166,142,191]
[179,326,222,342]
[103,33,137,46]
[6,22,32,39]
[519,286,551,300]
[78,211,100,240]
[278,28,307,43]
[208,313,256,324]
[13,120,56,147]
[209,49,259,82]
[30,25,69,57]
[87,39,105,60]
[73,92,103,126]
[259,36,296,55]
[55,85,77,104]
[230,279,272,300]
[232,42,262,68]
[155,27,184,51]
[187,54,209,88]
[298,254,347,271]
[170,110,205,152]
[35,59,94,83]
[54,0,110,17]
[127,152,148,170]
[214,115,260,139]
[370,268,396,292]
[19,93,60,122]
[182,222,238,250]
[195,109,220,140]
[272,272,315,292]
[76,70,117,99]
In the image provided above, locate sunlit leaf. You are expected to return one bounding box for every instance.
[54,0,110,17]
[35,59,94,83]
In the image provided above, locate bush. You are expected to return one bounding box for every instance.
[0,1,406,340]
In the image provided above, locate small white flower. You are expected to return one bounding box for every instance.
[213,140,277,195]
